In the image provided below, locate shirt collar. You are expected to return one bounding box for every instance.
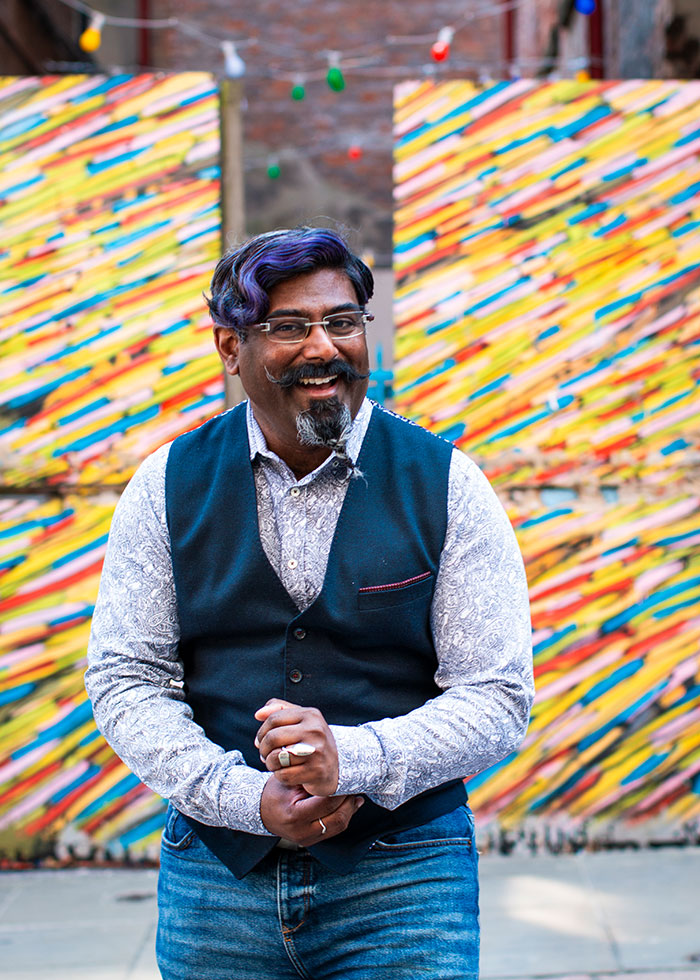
[246,397,373,470]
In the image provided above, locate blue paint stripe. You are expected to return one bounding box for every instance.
[119,810,167,847]
[79,773,142,818]
[58,397,111,426]
[520,508,574,529]
[86,146,148,175]
[533,623,576,654]
[0,682,35,706]
[5,367,91,409]
[50,764,102,805]
[0,509,74,540]
[0,113,47,141]
[594,213,626,237]
[622,752,670,785]
[581,659,644,705]
[55,404,160,454]
[52,533,109,569]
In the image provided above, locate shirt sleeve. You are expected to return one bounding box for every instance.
[331,446,534,808]
[85,444,273,836]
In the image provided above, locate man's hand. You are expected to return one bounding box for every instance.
[255,699,339,796]
[260,778,363,846]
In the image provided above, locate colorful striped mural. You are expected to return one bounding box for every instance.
[0,73,223,860]
[395,79,700,841]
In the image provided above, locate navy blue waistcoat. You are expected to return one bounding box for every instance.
[165,402,466,878]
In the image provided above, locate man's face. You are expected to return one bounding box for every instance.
[214,267,370,464]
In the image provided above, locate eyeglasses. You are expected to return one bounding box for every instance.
[254,311,374,344]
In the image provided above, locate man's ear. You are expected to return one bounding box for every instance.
[213,326,241,376]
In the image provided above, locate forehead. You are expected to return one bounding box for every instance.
[266,268,358,313]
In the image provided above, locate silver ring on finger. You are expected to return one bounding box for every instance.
[278,747,291,768]
[318,817,327,835]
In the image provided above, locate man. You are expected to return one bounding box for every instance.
[86,226,533,980]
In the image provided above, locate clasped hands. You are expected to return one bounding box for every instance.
[255,698,364,846]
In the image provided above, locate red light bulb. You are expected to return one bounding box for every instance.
[430,27,454,63]
[348,145,363,160]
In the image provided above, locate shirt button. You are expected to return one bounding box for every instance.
[287,558,298,570]
[290,487,301,497]
[289,668,303,683]
[293,628,306,640]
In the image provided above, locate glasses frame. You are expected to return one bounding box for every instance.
[253,311,374,344]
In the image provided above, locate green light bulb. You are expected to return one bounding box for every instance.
[291,83,305,101]
[326,66,345,92]
[267,162,281,179]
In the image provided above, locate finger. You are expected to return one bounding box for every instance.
[265,743,316,770]
[258,723,311,759]
[254,699,298,722]
[297,793,362,821]
[255,709,305,748]
[270,759,315,783]
[306,796,364,841]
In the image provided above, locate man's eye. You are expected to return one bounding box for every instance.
[271,321,305,335]
[327,315,359,331]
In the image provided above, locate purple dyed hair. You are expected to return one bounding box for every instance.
[205,227,374,339]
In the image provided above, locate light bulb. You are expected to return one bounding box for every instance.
[79,13,105,53]
[574,0,596,14]
[326,52,345,92]
[431,26,454,63]
[222,41,246,79]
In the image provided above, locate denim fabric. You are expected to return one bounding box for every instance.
[156,804,479,980]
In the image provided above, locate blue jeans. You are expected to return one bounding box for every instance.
[156,803,480,979]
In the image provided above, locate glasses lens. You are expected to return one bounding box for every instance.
[266,317,310,343]
[323,312,365,338]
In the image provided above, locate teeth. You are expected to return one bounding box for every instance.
[299,375,337,386]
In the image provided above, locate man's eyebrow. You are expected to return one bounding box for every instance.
[266,302,362,318]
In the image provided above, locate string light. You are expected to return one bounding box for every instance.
[267,157,281,179]
[290,75,306,100]
[79,12,105,53]
[221,41,246,79]
[430,27,454,63]
[326,52,345,92]
[574,0,596,13]
[347,145,363,160]
[50,0,601,84]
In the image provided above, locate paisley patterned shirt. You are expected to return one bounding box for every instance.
[86,399,533,836]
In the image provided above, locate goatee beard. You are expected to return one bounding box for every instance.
[296,397,352,449]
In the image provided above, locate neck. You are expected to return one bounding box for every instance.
[253,418,335,479]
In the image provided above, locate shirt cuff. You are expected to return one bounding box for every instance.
[218,766,275,836]
[331,724,386,797]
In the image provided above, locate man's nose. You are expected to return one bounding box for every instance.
[301,322,339,359]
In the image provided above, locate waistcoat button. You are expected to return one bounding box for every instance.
[293,628,306,640]
[289,668,303,683]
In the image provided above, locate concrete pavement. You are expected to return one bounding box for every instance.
[1,848,699,979]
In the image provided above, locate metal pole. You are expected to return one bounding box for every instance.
[219,77,246,407]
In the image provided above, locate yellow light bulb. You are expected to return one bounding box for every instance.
[79,26,101,52]
[79,14,105,53]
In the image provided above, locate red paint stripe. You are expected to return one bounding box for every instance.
[0,559,104,613]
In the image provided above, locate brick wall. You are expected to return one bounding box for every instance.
[147,0,503,260]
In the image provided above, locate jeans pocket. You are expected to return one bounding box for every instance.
[372,805,475,851]
[161,804,197,852]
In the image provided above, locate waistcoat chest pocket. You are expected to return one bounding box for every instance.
[357,571,434,610]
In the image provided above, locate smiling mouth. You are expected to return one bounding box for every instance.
[298,374,339,387]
